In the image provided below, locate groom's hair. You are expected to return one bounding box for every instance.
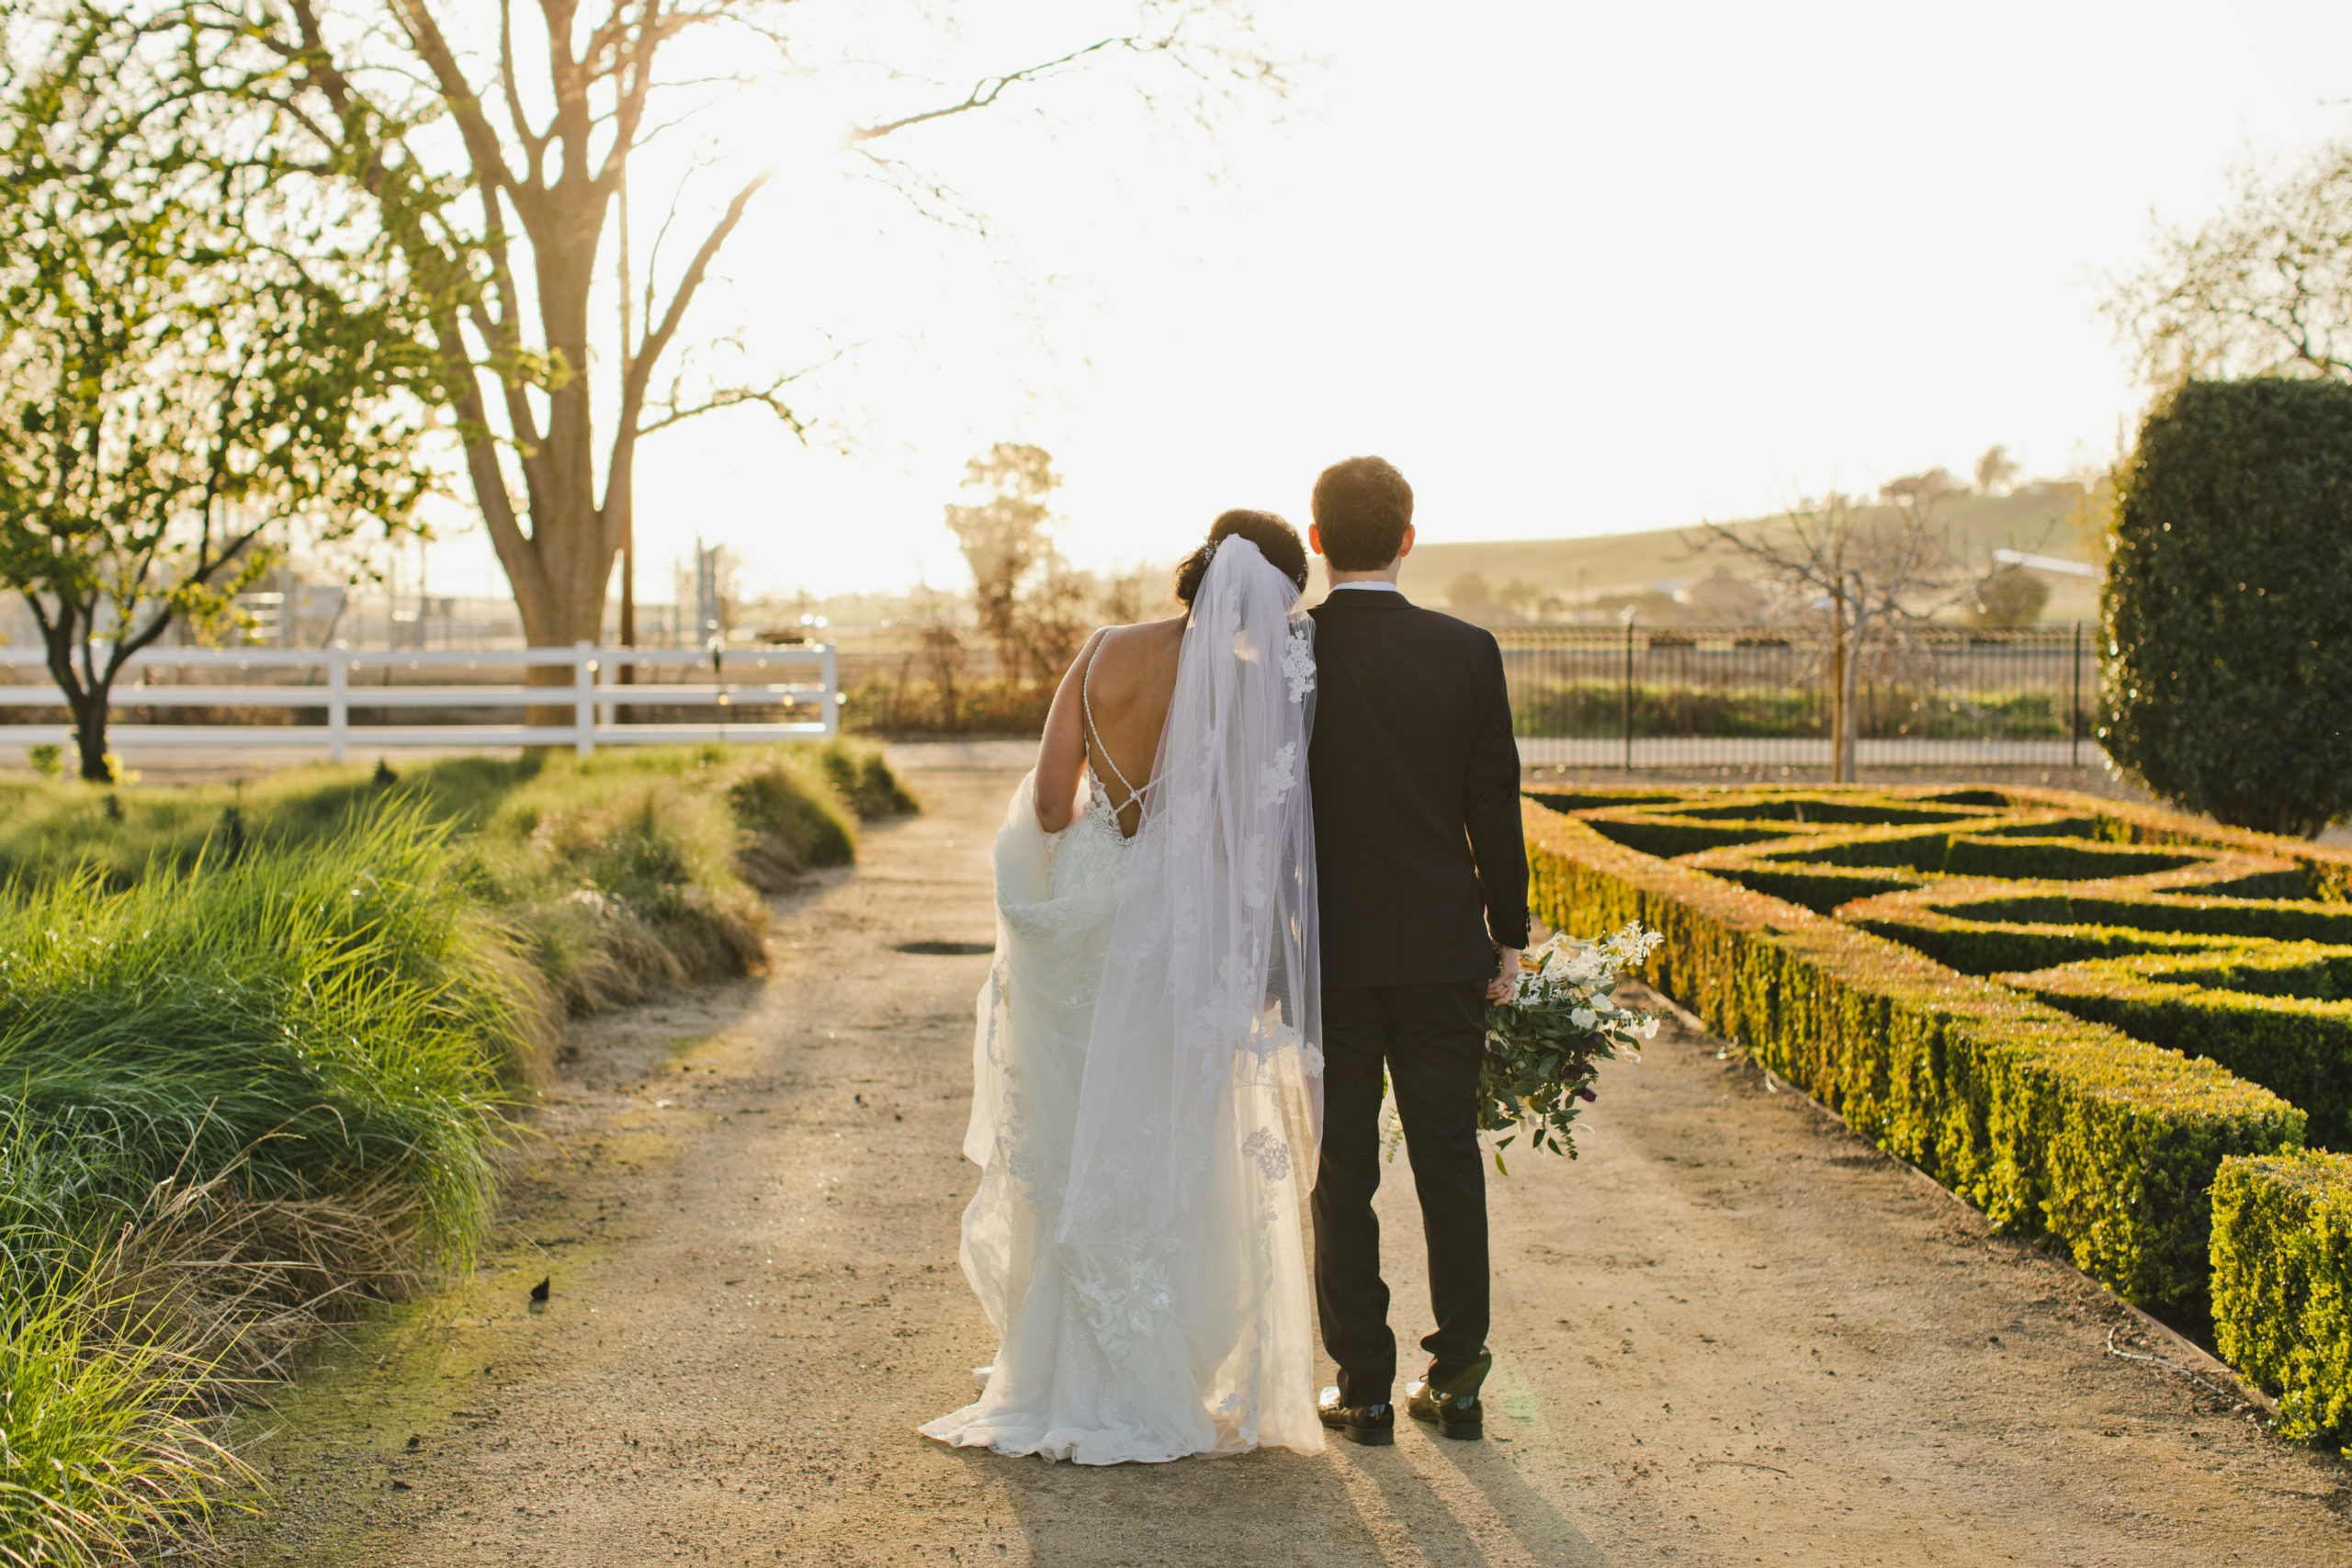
[1311,457,1414,570]
[1174,510,1308,604]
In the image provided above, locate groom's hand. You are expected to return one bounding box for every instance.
[1486,948,1521,1004]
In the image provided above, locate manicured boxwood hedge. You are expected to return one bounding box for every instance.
[2212,1151,2352,1441]
[2007,954,2352,1150]
[1523,800,2304,1314]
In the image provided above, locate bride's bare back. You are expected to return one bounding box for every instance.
[1035,617,1187,838]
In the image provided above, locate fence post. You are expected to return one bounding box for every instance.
[573,641,596,757]
[820,642,839,739]
[327,647,347,765]
[2070,619,2083,769]
[1622,615,1635,770]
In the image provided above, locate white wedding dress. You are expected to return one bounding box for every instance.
[922,538,1326,1463]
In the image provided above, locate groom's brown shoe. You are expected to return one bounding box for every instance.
[1317,1387,1395,1446]
[1406,1350,1492,1440]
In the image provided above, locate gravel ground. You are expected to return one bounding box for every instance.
[219,761,2352,1567]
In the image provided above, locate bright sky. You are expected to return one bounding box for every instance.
[419,1,2352,603]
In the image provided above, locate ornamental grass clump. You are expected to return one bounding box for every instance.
[0,1243,253,1568]
[0,801,535,1277]
[1476,923,1661,1171]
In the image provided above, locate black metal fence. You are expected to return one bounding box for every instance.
[1496,622,2098,769]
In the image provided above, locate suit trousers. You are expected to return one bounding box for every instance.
[1311,981,1490,1407]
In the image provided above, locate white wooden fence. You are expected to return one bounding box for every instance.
[0,642,837,761]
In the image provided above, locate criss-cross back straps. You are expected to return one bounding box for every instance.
[1081,633,1153,818]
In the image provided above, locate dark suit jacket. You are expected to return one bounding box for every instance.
[1307,589,1529,990]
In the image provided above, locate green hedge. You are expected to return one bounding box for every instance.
[1998,784,2352,904]
[2212,1152,2352,1441]
[1927,889,2352,946]
[1702,863,1926,916]
[1580,814,1795,858]
[1525,800,2304,1314]
[2008,953,2352,1150]
[1841,889,2253,976]
[1943,836,2204,881]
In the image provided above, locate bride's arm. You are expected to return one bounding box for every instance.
[1034,627,1109,832]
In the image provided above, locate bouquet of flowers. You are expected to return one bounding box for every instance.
[1475,922,1662,1172]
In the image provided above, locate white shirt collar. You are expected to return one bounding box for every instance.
[1328,581,1401,593]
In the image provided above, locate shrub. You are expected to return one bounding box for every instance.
[2102,378,2352,837]
[2211,1151,2352,1441]
[0,1244,250,1568]
[2007,952,2352,1149]
[0,804,536,1269]
[819,739,921,819]
[1524,799,2303,1314]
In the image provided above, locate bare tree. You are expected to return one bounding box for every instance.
[2109,139,2352,384]
[1697,491,1978,782]
[145,1,1286,709]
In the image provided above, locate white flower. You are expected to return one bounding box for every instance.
[1571,1007,1598,1031]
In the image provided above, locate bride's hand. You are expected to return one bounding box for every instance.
[1486,948,1521,1004]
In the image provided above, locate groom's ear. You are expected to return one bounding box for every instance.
[1396,525,1417,560]
[1307,523,1326,558]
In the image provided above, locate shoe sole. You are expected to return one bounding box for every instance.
[1408,1407,1483,1441]
[1335,1425,1394,1446]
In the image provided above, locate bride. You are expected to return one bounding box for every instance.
[922,511,1326,1463]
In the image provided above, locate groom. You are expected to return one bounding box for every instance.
[1306,455,1528,1446]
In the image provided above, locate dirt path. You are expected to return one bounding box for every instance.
[224,761,2352,1567]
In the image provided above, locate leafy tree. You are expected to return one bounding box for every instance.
[1445,571,1495,616]
[1879,468,1965,507]
[1973,444,2018,496]
[147,0,1284,690]
[2101,378,2352,837]
[0,17,435,780]
[1965,564,2049,628]
[943,443,1096,683]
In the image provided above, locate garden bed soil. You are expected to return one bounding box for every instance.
[220,761,2352,1566]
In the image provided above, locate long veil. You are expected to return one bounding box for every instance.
[931,534,1325,1461]
[1060,536,1323,1250]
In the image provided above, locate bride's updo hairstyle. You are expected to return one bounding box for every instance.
[1173,510,1309,606]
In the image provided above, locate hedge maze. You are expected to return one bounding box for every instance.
[1523,784,2352,1442]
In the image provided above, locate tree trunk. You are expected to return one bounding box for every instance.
[71,683,110,783]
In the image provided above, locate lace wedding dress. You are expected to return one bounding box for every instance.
[922,537,1325,1464]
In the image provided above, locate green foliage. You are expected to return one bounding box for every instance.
[1511,680,2080,742]
[1709,863,1925,915]
[1526,799,2303,1314]
[0,16,445,781]
[1966,565,2052,628]
[2007,952,2352,1149]
[0,741,918,1552]
[2102,379,2352,836]
[0,1244,250,1567]
[24,744,61,779]
[1478,926,1659,1168]
[842,673,1057,737]
[817,739,921,818]
[2211,1152,2352,1443]
[0,742,911,1016]
[0,805,531,1270]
